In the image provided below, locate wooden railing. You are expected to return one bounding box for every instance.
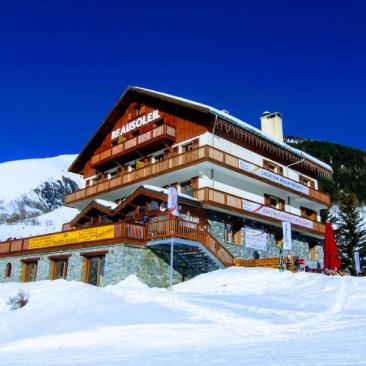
[0,222,146,257]
[0,219,234,267]
[146,219,235,267]
[91,124,176,167]
[194,187,326,235]
[65,145,331,206]
[235,257,297,271]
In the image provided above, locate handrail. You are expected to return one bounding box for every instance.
[146,219,235,267]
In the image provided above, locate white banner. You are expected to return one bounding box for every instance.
[167,187,179,217]
[243,200,314,229]
[239,160,310,195]
[244,227,267,251]
[355,251,361,273]
[282,221,292,250]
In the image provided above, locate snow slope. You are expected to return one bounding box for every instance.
[0,267,365,365]
[0,155,82,239]
[0,206,79,241]
[0,155,83,218]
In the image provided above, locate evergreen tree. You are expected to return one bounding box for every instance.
[331,193,366,275]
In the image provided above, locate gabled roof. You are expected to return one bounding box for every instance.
[70,185,201,226]
[69,86,332,174]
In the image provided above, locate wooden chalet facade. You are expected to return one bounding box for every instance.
[0,86,333,287]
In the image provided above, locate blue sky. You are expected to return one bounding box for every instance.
[0,0,365,162]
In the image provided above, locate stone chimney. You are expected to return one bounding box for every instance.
[260,111,283,142]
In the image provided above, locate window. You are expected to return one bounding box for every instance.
[309,242,318,261]
[300,206,317,221]
[224,222,242,244]
[150,200,159,210]
[22,259,38,282]
[299,175,315,188]
[5,263,12,277]
[182,143,193,153]
[180,180,193,197]
[82,253,106,286]
[264,194,285,211]
[50,256,69,280]
[263,160,283,175]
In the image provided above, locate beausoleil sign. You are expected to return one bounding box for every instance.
[238,160,310,195]
[242,200,314,229]
[111,110,161,140]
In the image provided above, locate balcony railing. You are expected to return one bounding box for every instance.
[0,219,235,267]
[0,222,145,257]
[65,145,331,206]
[194,187,326,235]
[91,124,176,167]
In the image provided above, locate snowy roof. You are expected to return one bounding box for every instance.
[94,199,118,210]
[142,185,198,202]
[132,86,333,173]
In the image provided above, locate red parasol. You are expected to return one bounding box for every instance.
[323,222,341,270]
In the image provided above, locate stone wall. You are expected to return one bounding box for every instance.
[0,243,182,287]
[207,212,324,269]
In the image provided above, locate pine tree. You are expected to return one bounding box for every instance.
[331,193,366,275]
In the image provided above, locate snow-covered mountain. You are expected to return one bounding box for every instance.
[0,155,82,240]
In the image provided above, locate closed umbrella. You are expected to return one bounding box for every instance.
[324,222,341,271]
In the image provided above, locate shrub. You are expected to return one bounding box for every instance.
[7,289,29,310]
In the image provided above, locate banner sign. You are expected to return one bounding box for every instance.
[244,227,267,251]
[355,251,361,273]
[243,200,314,229]
[111,110,160,140]
[167,187,179,217]
[282,221,292,250]
[29,225,115,250]
[239,160,310,195]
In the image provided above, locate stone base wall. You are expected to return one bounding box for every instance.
[208,213,324,269]
[0,243,182,287]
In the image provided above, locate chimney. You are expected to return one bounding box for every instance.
[260,111,283,142]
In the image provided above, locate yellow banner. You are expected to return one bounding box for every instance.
[28,225,115,250]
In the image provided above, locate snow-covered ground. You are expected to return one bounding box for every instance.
[0,267,366,365]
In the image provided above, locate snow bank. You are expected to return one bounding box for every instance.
[0,268,366,365]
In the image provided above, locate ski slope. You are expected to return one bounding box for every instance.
[0,267,365,365]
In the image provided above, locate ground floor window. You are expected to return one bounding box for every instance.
[224,222,242,245]
[82,252,107,286]
[49,256,69,280]
[21,259,38,282]
[5,263,12,277]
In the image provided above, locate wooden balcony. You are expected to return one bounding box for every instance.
[0,219,235,268]
[194,187,326,236]
[65,145,331,206]
[0,222,145,257]
[91,124,176,168]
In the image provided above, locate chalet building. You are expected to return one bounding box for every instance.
[0,87,333,287]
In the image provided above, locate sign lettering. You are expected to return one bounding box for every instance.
[111,110,161,140]
[239,160,310,195]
